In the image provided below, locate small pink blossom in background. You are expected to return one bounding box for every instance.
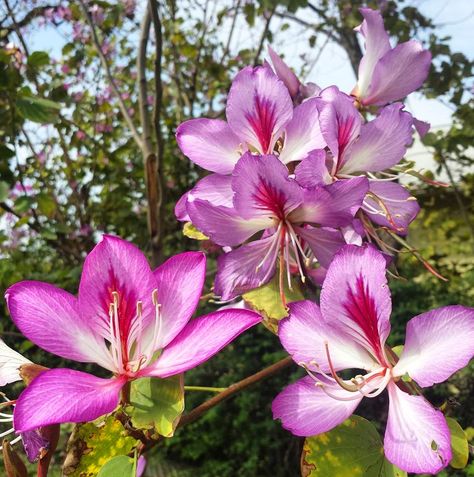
[78,224,93,237]
[121,92,130,101]
[75,131,86,141]
[90,5,105,25]
[147,95,154,105]
[166,179,176,188]
[56,5,72,21]
[95,124,112,133]
[128,107,135,117]
[37,151,46,165]
[63,83,71,91]
[124,0,136,16]
[61,64,70,74]
[73,92,84,102]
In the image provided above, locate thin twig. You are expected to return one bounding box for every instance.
[253,5,276,66]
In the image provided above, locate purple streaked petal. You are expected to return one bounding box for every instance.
[187,199,270,247]
[14,369,126,432]
[294,150,332,187]
[353,8,391,100]
[21,428,49,463]
[78,235,158,347]
[0,339,31,386]
[362,41,432,106]
[320,245,392,365]
[364,181,420,234]
[5,281,108,367]
[214,235,279,300]
[289,176,368,227]
[267,46,300,99]
[413,117,430,138]
[151,252,206,349]
[296,226,346,269]
[280,300,378,372]
[384,382,451,474]
[339,103,413,174]
[272,376,362,437]
[226,66,293,154]
[393,306,474,387]
[318,86,361,159]
[142,309,260,378]
[279,98,325,164]
[175,190,190,222]
[176,118,241,174]
[232,153,303,220]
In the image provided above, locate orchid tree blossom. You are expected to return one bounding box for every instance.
[0,340,49,462]
[186,152,368,300]
[296,86,419,236]
[5,235,260,432]
[174,65,325,220]
[352,8,431,107]
[272,245,474,474]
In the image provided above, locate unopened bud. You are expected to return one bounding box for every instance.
[19,364,48,386]
[2,439,27,477]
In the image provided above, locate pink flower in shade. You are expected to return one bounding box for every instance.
[6,236,260,432]
[295,86,419,235]
[186,153,368,300]
[75,131,86,141]
[60,64,70,74]
[175,65,325,221]
[352,8,431,106]
[272,245,474,474]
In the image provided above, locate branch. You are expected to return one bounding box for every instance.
[253,5,276,66]
[1,4,58,35]
[78,0,144,151]
[178,356,293,427]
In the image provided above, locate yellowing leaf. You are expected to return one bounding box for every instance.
[183,222,208,240]
[127,375,184,438]
[63,415,139,477]
[301,415,407,477]
[446,417,469,469]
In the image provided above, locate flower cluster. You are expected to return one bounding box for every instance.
[175,8,433,301]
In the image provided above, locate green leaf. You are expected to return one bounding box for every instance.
[14,196,32,214]
[16,95,61,123]
[0,181,9,202]
[128,375,184,438]
[183,222,208,240]
[243,273,303,333]
[0,144,15,160]
[301,415,407,477]
[27,51,50,68]
[36,193,56,217]
[97,455,135,477]
[63,415,139,477]
[446,417,469,469]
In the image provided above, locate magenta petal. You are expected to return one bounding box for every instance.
[393,305,474,387]
[364,181,420,234]
[267,46,300,99]
[21,428,49,463]
[176,118,241,174]
[294,150,331,187]
[143,309,260,378]
[152,252,206,348]
[14,369,125,432]
[214,235,279,300]
[272,376,362,437]
[340,103,413,174]
[354,8,391,100]
[364,41,432,105]
[318,86,361,159]
[78,235,159,339]
[413,117,430,138]
[226,66,293,154]
[232,153,303,220]
[281,301,377,372]
[279,98,325,164]
[5,281,107,366]
[187,199,270,247]
[175,191,190,222]
[320,245,392,364]
[384,382,451,474]
[296,226,346,269]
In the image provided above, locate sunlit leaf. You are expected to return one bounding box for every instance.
[0,182,9,202]
[127,375,184,438]
[27,51,50,68]
[446,417,469,469]
[37,193,56,217]
[301,415,407,477]
[63,415,138,477]
[16,95,61,124]
[97,455,135,477]
[183,222,208,240]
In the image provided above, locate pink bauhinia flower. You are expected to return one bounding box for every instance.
[352,8,431,107]
[272,245,474,474]
[186,153,368,300]
[175,65,325,221]
[5,235,260,432]
[295,86,419,235]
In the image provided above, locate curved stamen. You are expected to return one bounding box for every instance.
[315,382,363,401]
[324,342,361,392]
[357,368,391,398]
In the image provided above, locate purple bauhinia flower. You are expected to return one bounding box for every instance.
[295,86,419,235]
[352,8,432,107]
[272,245,474,474]
[186,153,368,300]
[5,235,260,432]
